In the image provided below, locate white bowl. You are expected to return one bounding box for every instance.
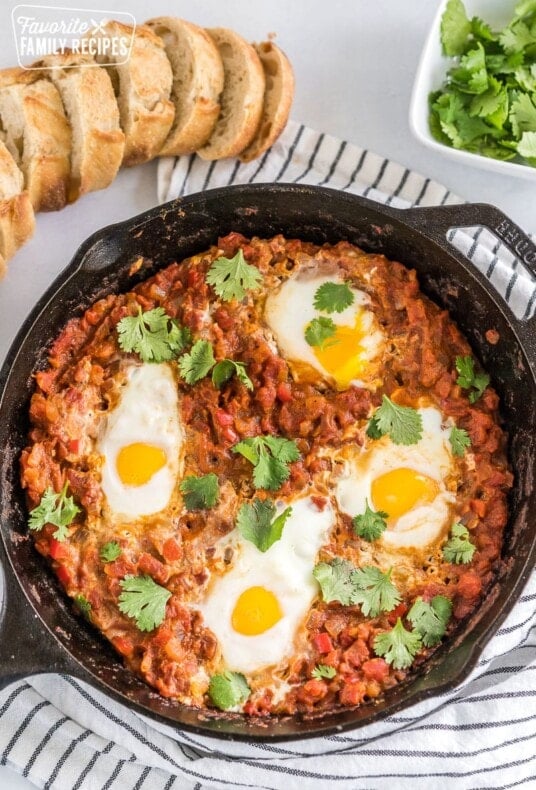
[409,0,536,181]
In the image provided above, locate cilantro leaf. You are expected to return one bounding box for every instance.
[180,473,219,510]
[443,522,476,564]
[311,664,337,680]
[367,396,423,445]
[205,249,263,302]
[232,435,301,490]
[117,306,191,363]
[407,595,453,647]
[313,558,357,606]
[304,317,338,349]
[236,498,292,552]
[517,130,536,161]
[350,566,401,617]
[352,499,388,542]
[449,425,471,456]
[74,594,92,620]
[373,618,423,670]
[100,541,122,563]
[455,355,490,402]
[313,281,355,313]
[28,482,80,542]
[451,43,489,94]
[208,671,250,710]
[212,359,253,391]
[178,339,216,385]
[118,574,171,632]
[510,93,536,138]
[441,0,471,56]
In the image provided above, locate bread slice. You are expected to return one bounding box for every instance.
[36,53,125,202]
[0,137,35,275]
[93,22,175,166]
[197,28,265,161]
[0,68,71,211]
[239,42,294,163]
[145,17,224,156]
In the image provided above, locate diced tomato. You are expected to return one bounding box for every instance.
[313,632,333,654]
[215,409,234,427]
[222,426,238,443]
[112,636,134,658]
[344,639,369,668]
[187,269,203,288]
[49,538,70,561]
[67,439,80,454]
[387,602,408,626]
[470,499,487,518]
[138,552,168,584]
[298,679,328,702]
[162,538,182,563]
[339,678,367,706]
[55,564,71,588]
[362,658,390,682]
[276,382,293,403]
[457,571,482,599]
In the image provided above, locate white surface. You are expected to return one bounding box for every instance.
[0,1,533,787]
[409,0,536,180]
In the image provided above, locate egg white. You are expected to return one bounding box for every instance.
[98,363,183,519]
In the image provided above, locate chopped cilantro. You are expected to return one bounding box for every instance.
[311,664,337,680]
[236,498,292,552]
[100,541,122,563]
[407,595,453,647]
[351,566,401,617]
[443,522,476,564]
[212,359,253,390]
[455,355,490,403]
[205,249,263,302]
[367,396,423,446]
[180,473,219,510]
[28,482,79,542]
[118,574,171,632]
[313,281,355,313]
[232,435,301,491]
[449,425,472,456]
[117,306,191,363]
[208,671,250,710]
[373,618,423,670]
[441,0,471,56]
[178,339,216,385]
[304,316,338,349]
[313,558,357,606]
[74,594,92,621]
[352,499,388,542]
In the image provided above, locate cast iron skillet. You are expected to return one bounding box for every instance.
[0,184,535,742]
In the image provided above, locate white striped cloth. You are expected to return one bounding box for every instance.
[1,120,535,790]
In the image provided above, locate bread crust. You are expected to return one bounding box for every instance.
[93,22,175,166]
[198,28,265,161]
[37,53,125,202]
[146,17,224,156]
[0,67,71,211]
[239,42,294,163]
[0,139,35,274]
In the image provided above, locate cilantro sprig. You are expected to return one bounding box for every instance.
[117,306,191,363]
[305,316,338,349]
[206,249,263,302]
[311,664,337,680]
[431,0,536,167]
[373,618,423,670]
[455,355,490,403]
[100,541,122,563]
[367,396,423,446]
[449,425,471,456]
[28,482,80,542]
[74,594,92,621]
[118,574,171,632]
[178,339,216,384]
[208,671,250,710]
[212,359,253,390]
[232,435,301,490]
[352,499,388,542]
[407,595,453,647]
[236,498,292,552]
[313,559,401,617]
[443,522,476,564]
[180,473,219,510]
[313,281,355,313]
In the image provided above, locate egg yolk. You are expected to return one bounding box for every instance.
[371,467,439,519]
[231,586,283,636]
[313,311,368,389]
[116,443,167,486]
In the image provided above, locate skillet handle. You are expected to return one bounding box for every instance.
[0,538,81,692]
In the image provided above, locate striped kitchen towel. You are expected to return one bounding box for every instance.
[1,120,535,790]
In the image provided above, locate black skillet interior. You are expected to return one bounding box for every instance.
[0,184,535,742]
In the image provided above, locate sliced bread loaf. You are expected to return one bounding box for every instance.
[93,22,175,166]
[37,53,125,202]
[239,41,294,163]
[0,137,35,276]
[146,17,224,156]
[197,28,265,161]
[0,68,71,211]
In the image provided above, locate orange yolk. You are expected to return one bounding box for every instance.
[231,586,283,636]
[371,467,439,519]
[313,311,368,389]
[116,443,167,486]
